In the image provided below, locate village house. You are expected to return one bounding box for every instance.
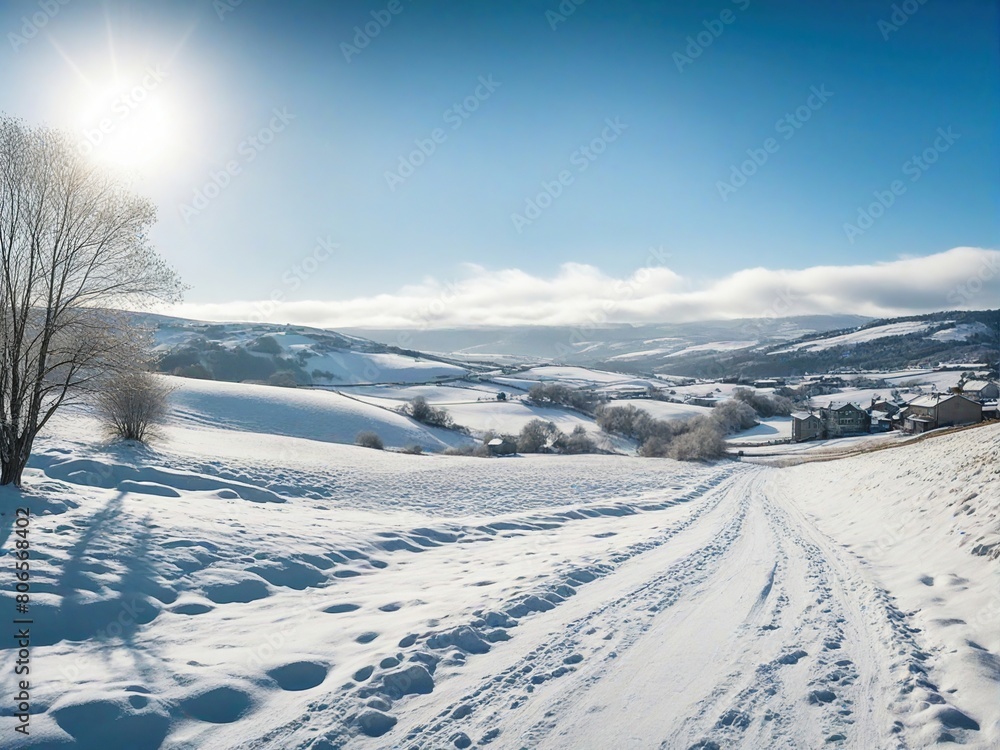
[819,402,871,438]
[791,401,871,442]
[901,393,983,433]
[960,380,1000,403]
[869,398,900,416]
[791,411,823,442]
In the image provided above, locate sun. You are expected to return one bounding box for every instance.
[74,71,178,171]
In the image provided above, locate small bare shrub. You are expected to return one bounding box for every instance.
[355,431,384,450]
[96,371,173,443]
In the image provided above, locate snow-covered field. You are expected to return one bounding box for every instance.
[0,389,997,749]
[167,377,472,451]
[771,321,938,353]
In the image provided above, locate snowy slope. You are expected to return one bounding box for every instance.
[770,321,938,354]
[150,316,470,386]
[0,409,996,749]
[166,376,472,451]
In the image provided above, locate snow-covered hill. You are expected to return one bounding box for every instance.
[146,315,473,386]
[1,401,996,748]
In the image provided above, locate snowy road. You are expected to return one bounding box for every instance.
[375,468,950,750]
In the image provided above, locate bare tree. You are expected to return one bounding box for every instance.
[96,370,173,443]
[0,116,182,485]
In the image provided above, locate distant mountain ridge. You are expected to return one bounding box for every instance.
[142,310,999,385]
[343,314,872,364]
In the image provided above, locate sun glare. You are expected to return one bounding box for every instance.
[74,69,177,170]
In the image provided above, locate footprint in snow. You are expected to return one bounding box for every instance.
[267,661,328,691]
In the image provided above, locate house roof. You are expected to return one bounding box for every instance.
[907,395,942,408]
[906,416,934,423]
[909,392,980,408]
[963,380,996,391]
[791,411,819,421]
[824,401,864,411]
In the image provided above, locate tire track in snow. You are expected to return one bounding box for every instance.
[388,470,759,750]
[247,467,746,749]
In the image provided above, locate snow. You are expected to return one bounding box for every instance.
[152,320,469,385]
[609,398,715,422]
[928,322,991,342]
[771,321,937,353]
[727,416,793,444]
[165,376,472,451]
[497,366,654,389]
[0,384,996,749]
[664,340,758,357]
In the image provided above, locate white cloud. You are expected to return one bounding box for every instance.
[168,246,1000,329]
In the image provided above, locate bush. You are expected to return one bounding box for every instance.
[596,404,675,444]
[96,371,173,443]
[600,404,730,461]
[355,431,384,450]
[400,444,424,455]
[407,397,454,428]
[595,404,644,438]
[732,387,794,418]
[557,425,598,454]
[517,419,560,453]
[268,370,299,387]
[638,435,671,457]
[711,400,758,433]
[668,420,727,460]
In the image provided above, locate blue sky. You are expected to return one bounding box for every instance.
[1,0,997,326]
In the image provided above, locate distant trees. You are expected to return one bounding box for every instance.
[248,335,282,355]
[516,419,598,454]
[96,371,173,443]
[526,383,600,413]
[559,425,598,454]
[732,387,794,418]
[711,400,759,433]
[596,401,748,461]
[0,116,183,486]
[406,396,454,428]
[517,419,560,453]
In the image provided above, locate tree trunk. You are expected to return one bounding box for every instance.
[0,436,32,487]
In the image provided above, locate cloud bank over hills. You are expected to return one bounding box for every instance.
[171,247,999,329]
